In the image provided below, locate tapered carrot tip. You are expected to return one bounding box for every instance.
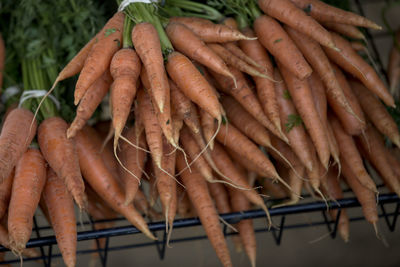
[143,229,157,240]
[339,228,350,243]
[250,257,256,267]
[393,137,400,150]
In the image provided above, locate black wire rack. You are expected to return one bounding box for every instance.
[1,0,400,266]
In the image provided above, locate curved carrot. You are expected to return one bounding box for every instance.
[289,0,382,29]
[166,22,235,82]
[74,12,124,105]
[75,126,156,240]
[67,70,112,138]
[43,168,77,267]
[38,116,86,210]
[8,148,46,253]
[0,169,13,219]
[132,22,169,113]
[0,108,37,183]
[169,17,252,42]
[254,15,312,80]
[324,33,395,107]
[176,154,232,267]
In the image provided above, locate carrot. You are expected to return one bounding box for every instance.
[119,125,147,205]
[166,51,225,122]
[176,185,192,218]
[0,169,13,219]
[254,15,312,80]
[0,33,4,91]
[43,168,76,267]
[388,30,400,94]
[351,41,367,52]
[322,22,365,40]
[169,17,253,43]
[289,0,382,29]
[176,153,232,267]
[357,125,400,196]
[67,70,112,138]
[228,187,256,267]
[329,114,377,193]
[74,12,124,105]
[342,160,378,229]
[8,148,46,253]
[132,22,169,113]
[225,146,267,177]
[239,27,281,133]
[351,80,400,147]
[223,42,263,70]
[324,32,395,107]
[38,116,86,210]
[278,65,330,169]
[137,88,163,169]
[155,136,177,231]
[385,148,400,181]
[207,43,269,79]
[284,26,356,118]
[110,48,141,153]
[166,22,235,82]
[210,66,285,141]
[208,183,231,214]
[329,64,366,135]
[200,108,216,150]
[75,126,156,240]
[0,108,37,183]
[321,169,350,242]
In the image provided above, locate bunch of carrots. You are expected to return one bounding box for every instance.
[1,0,400,266]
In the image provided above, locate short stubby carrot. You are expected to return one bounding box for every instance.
[38,116,86,210]
[169,17,252,43]
[75,126,156,240]
[254,15,312,80]
[279,63,330,169]
[324,33,395,107]
[8,148,46,253]
[166,51,224,122]
[166,22,235,82]
[0,169,14,219]
[67,70,113,138]
[74,12,124,105]
[351,80,400,148]
[132,22,169,113]
[43,168,77,267]
[176,154,233,267]
[110,48,141,151]
[0,108,37,183]
[289,0,382,29]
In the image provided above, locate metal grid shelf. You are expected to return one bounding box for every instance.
[1,0,400,266]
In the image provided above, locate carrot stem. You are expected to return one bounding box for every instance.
[166,0,224,21]
[123,16,133,48]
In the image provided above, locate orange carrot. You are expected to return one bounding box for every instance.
[254,15,312,80]
[43,168,76,267]
[239,27,281,133]
[289,0,382,29]
[119,125,147,205]
[324,32,395,107]
[225,146,268,177]
[228,187,256,267]
[210,66,284,141]
[0,33,4,91]
[208,183,231,214]
[169,17,252,42]
[342,161,378,228]
[110,48,141,151]
[0,169,13,219]
[8,148,46,253]
[0,108,37,183]
[357,125,400,196]
[176,185,192,218]
[258,0,337,49]
[74,12,124,105]
[388,30,400,94]
[200,108,216,150]
[176,154,232,267]
[330,114,377,193]
[166,22,235,81]
[284,26,356,117]
[67,70,112,138]
[322,22,365,40]
[132,22,169,113]
[329,64,366,135]
[278,65,330,169]
[223,42,263,70]
[166,51,225,122]
[38,116,86,210]
[75,126,156,240]
[351,80,400,148]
